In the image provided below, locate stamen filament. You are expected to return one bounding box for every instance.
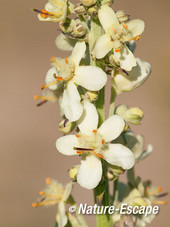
[39,191,62,199]
[152,200,168,205]
[45,178,64,193]
[34,95,56,101]
[93,151,103,159]
[32,200,60,207]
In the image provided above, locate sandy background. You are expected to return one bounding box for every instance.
[0,0,170,226]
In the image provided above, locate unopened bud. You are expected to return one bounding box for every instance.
[80,0,97,7]
[88,6,98,18]
[109,54,119,67]
[74,4,86,15]
[116,10,129,23]
[59,119,74,134]
[115,105,144,125]
[69,165,79,181]
[59,18,76,33]
[71,21,87,37]
[107,166,125,180]
[85,91,98,102]
[101,0,114,6]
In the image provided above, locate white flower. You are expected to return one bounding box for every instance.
[92,5,145,71]
[56,101,135,189]
[43,41,107,122]
[35,0,68,23]
[32,178,73,227]
[112,58,151,93]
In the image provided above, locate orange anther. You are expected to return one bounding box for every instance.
[45,177,51,184]
[158,187,162,192]
[65,57,69,64]
[102,139,105,144]
[39,191,44,195]
[76,134,80,137]
[33,95,38,100]
[136,35,141,41]
[145,187,149,191]
[41,9,48,18]
[41,84,45,90]
[76,151,82,154]
[93,130,97,133]
[32,203,38,208]
[50,56,55,62]
[113,28,117,34]
[115,48,121,53]
[123,23,127,29]
[56,77,63,81]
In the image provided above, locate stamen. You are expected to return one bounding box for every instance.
[65,57,69,64]
[146,187,163,196]
[32,200,60,207]
[93,151,103,159]
[36,100,48,107]
[76,134,81,137]
[33,95,56,101]
[39,191,62,199]
[73,147,94,151]
[113,28,117,34]
[32,9,54,18]
[50,57,62,68]
[41,78,62,90]
[128,35,141,42]
[123,23,127,29]
[45,178,64,193]
[93,130,97,133]
[76,151,82,155]
[115,48,121,53]
[101,139,105,144]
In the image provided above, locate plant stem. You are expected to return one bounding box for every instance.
[109,86,117,117]
[112,179,118,206]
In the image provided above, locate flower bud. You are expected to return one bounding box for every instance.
[74,4,86,15]
[80,0,97,7]
[59,18,76,33]
[88,6,98,18]
[71,20,88,37]
[109,54,119,67]
[107,166,125,181]
[69,165,79,181]
[116,10,129,23]
[85,91,98,102]
[58,119,74,134]
[115,105,144,125]
[101,0,114,6]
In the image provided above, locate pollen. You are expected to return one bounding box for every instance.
[136,35,141,41]
[93,130,97,133]
[113,27,117,34]
[93,151,103,159]
[65,57,69,64]
[101,139,105,144]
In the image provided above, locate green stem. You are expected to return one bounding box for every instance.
[127,167,136,188]
[112,179,118,206]
[109,86,117,117]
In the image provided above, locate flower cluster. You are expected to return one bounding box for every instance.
[32,0,167,226]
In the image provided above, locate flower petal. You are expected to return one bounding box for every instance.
[56,135,79,156]
[63,182,73,201]
[114,45,137,71]
[60,81,83,122]
[92,34,114,59]
[126,19,145,37]
[102,144,135,170]
[98,115,125,142]
[45,67,60,90]
[113,58,151,92]
[77,101,98,134]
[57,201,67,227]
[69,41,86,66]
[55,33,76,51]
[98,5,119,33]
[74,66,107,91]
[77,155,102,189]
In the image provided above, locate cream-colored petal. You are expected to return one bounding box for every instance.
[60,81,83,122]
[56,135,79,156]
[102,144,135,170]
[77,155,102,189]
[98,5,119,33]
[57,201,67,227]
[113,58,151,92]
[69,41,86,66]
[98,115,125,142]
[126,19,145,37]
[114,45,137,71]
[92,34,114,59]
[63,182,73,201]
[45,67,61,90]
[77,101,98,134]
[74,66,107,91]
[55,33,76,51]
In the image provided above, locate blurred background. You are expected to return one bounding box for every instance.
[0,0,170,226]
